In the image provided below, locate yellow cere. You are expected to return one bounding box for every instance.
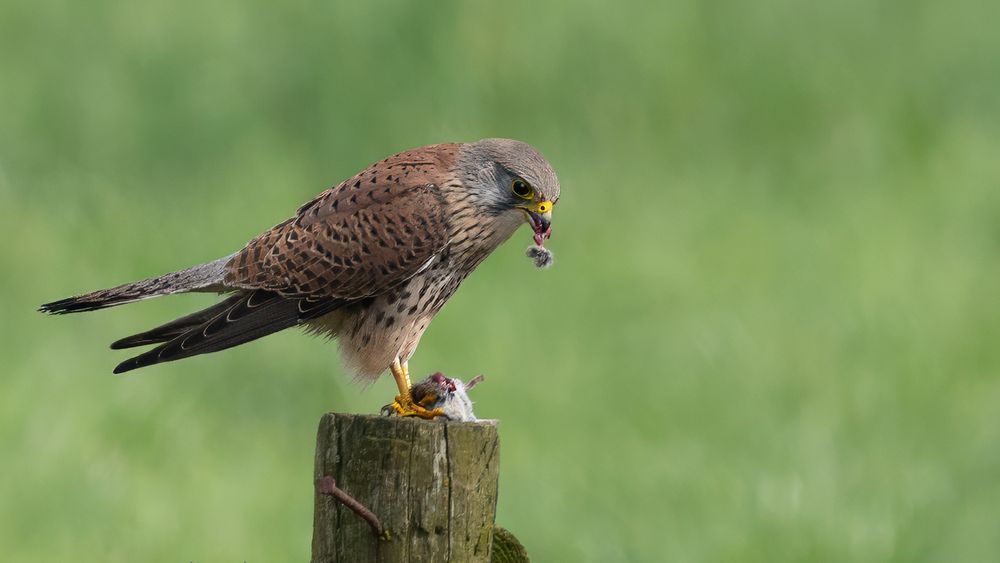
[518,201,553,214]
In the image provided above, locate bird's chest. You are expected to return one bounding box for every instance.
[337,232,508,371]
[349,260,454,336]
[415,237,499,310]
[390,256,468,321]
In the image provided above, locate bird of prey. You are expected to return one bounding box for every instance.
[40,138,559,418]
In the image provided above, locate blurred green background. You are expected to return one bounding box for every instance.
[3,0,1000,561]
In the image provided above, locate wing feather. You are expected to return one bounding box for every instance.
[223,145,456,300]
[112,290,346,373]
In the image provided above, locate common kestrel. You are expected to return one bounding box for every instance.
[40,138,559,418]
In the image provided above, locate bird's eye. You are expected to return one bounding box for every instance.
[511,179,534,200]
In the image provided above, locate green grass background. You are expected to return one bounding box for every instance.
[3,0,1000,561]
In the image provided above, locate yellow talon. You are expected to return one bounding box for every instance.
[389,358,446,419]
[390,396,445,419]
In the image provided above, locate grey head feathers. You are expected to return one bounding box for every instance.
[456,138,560,216]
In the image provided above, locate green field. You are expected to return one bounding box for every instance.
[3,0,1000,561]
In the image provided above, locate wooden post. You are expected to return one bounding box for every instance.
[311,413,500,562]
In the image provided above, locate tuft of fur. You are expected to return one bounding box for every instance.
[525,245,554,269]
[38,255,233,314]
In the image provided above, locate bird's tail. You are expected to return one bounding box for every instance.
[38,255,233,314]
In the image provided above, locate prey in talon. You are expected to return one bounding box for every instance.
[39,139,560,419]
[383,373,485,422]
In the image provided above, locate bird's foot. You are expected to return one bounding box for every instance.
[388,395,446,419]
[383,360,480,420]
[380,372,483,421]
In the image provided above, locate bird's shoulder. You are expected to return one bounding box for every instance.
[293,143,462,227]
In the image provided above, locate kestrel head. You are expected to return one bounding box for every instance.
[457,138,560,246]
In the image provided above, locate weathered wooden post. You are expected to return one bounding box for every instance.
[311,413,500,562]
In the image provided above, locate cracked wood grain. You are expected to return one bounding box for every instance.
[311,413,500,563]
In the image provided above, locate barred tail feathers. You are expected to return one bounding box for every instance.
[38,255,233,314]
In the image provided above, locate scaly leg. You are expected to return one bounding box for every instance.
[389,358,445,419]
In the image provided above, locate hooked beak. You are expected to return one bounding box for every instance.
[518,201,553,246]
